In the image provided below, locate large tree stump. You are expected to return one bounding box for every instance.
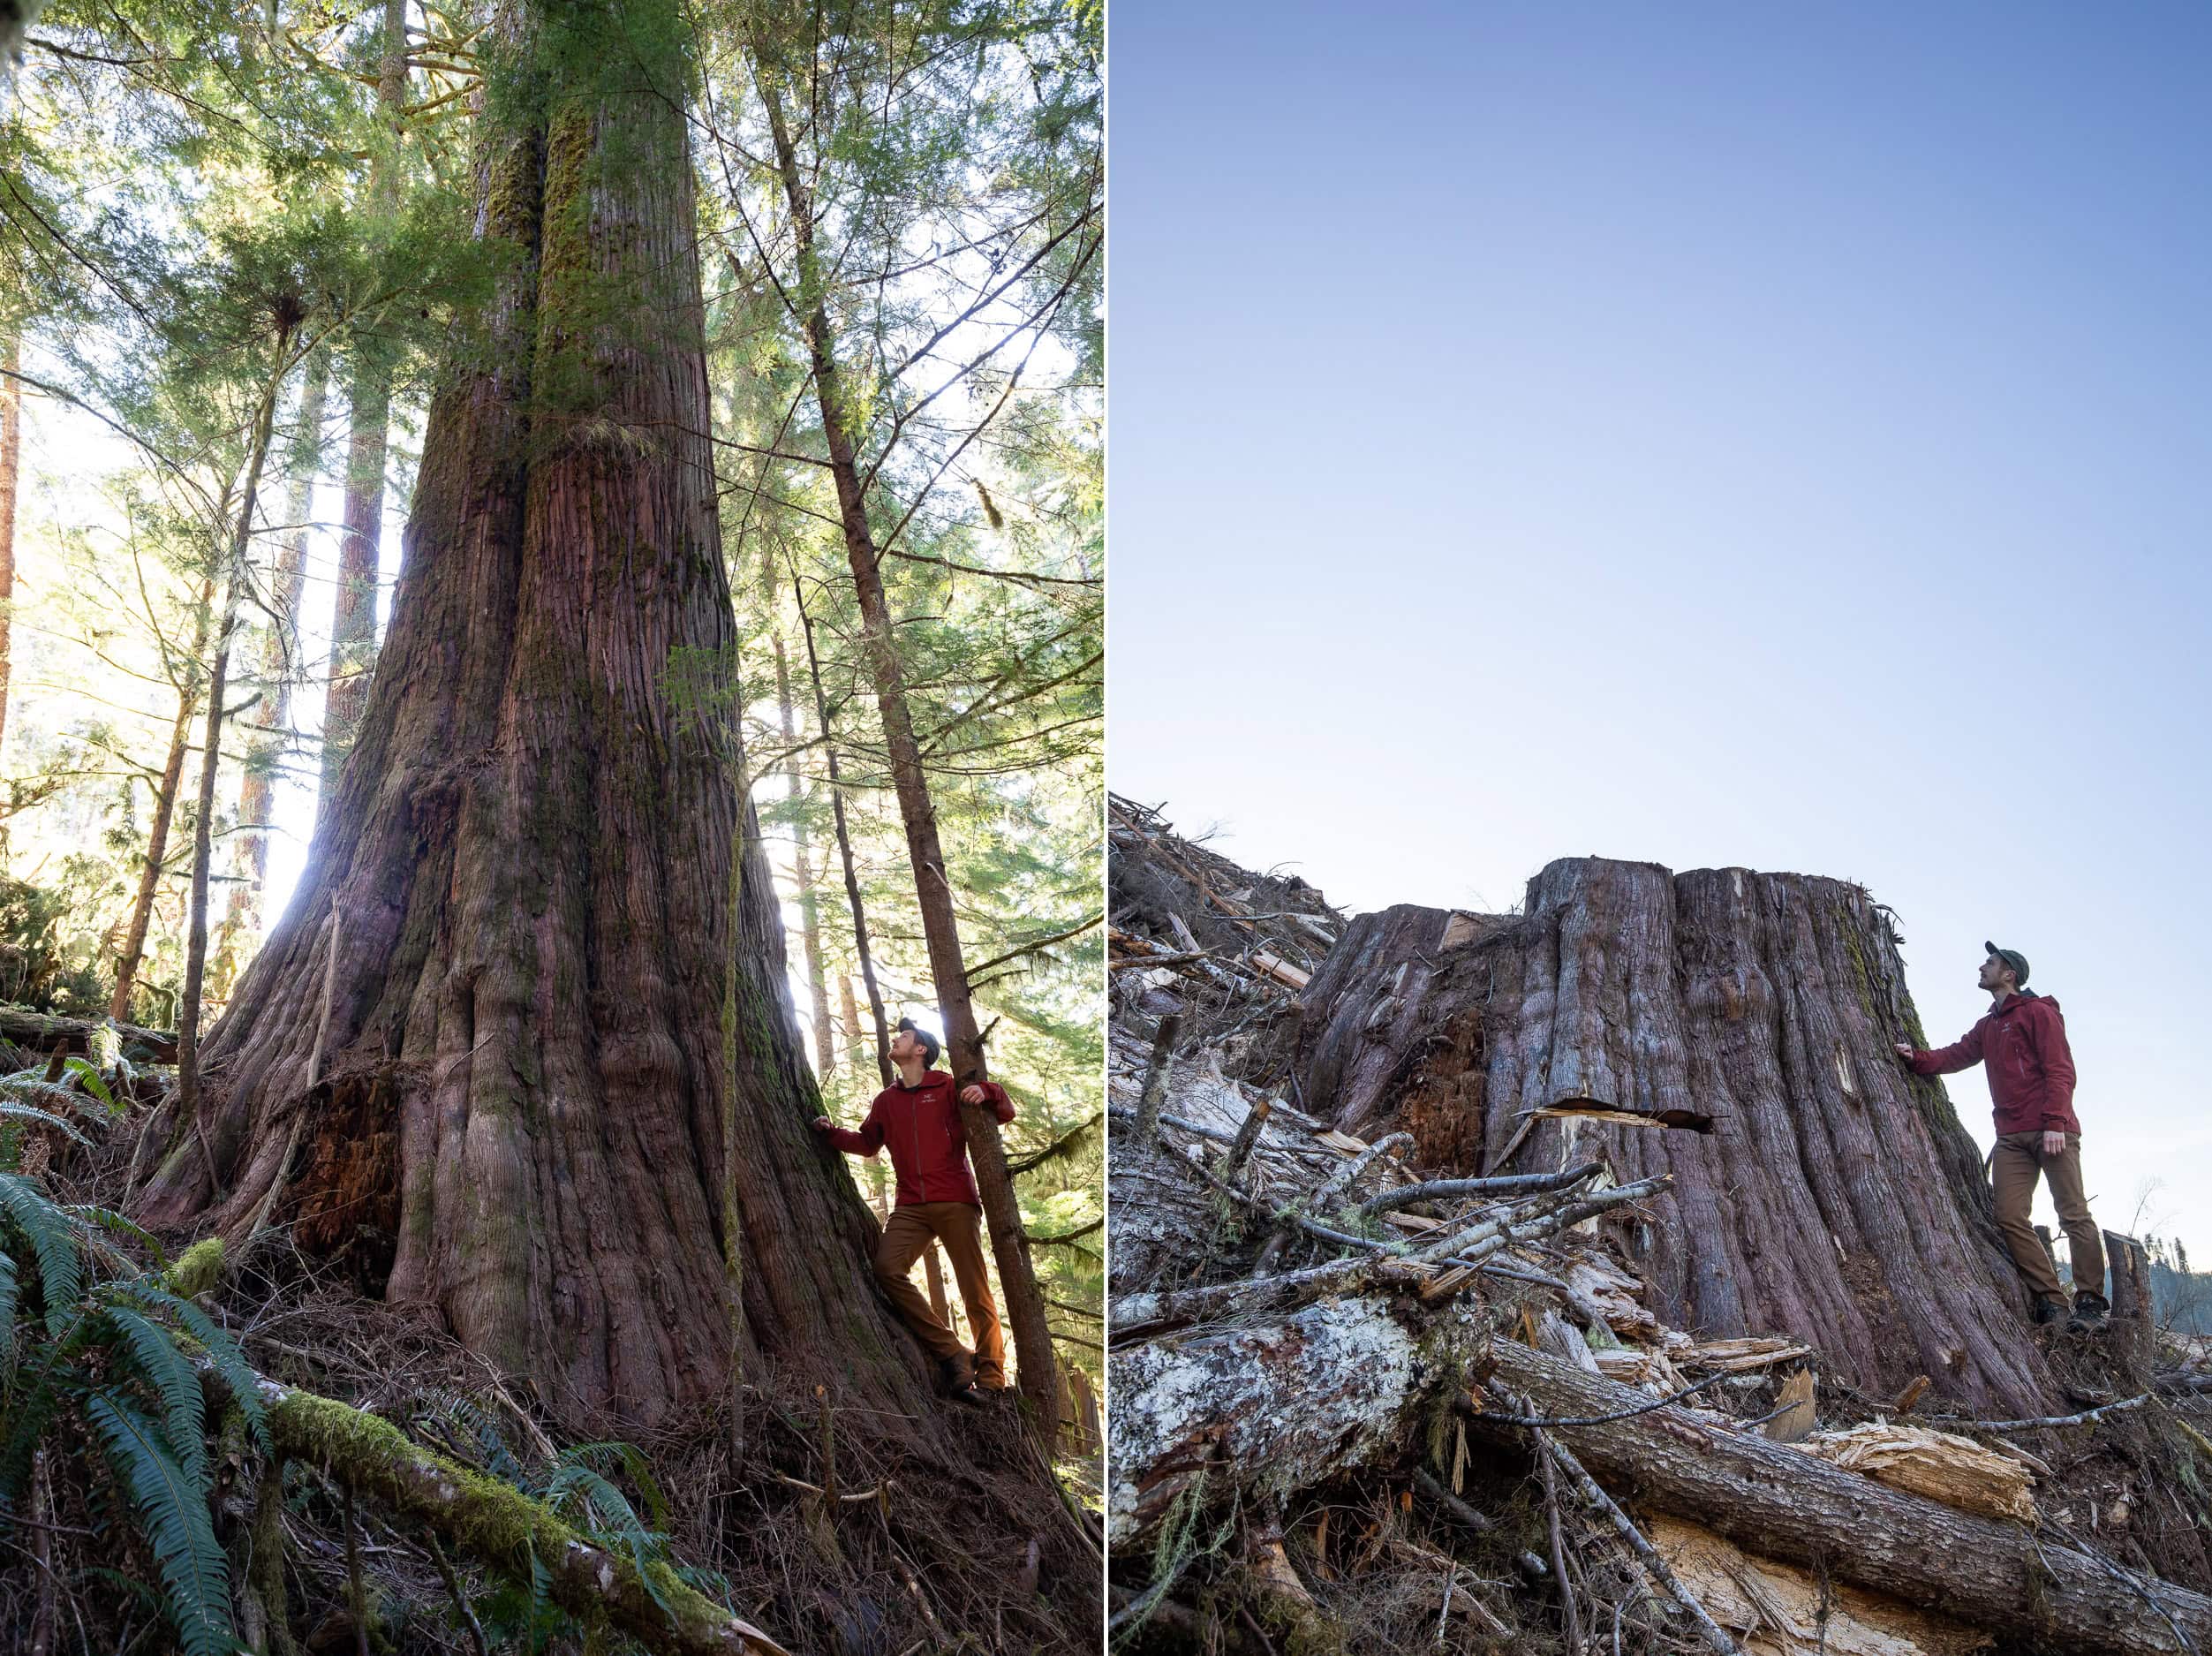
[1295,858,2053,1415]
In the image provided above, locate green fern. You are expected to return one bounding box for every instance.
[56,1055,121,1112]
[558,1439,674,1529]
[0,1100,94,1145]
[0,1170,82,1335]
[67,1203,166,1256]
[1,1159,272,1649]
[85,1391,235,1656]
[545,1460,675,1621]
[109,1279,270,1454]
[98,1304,210,1485]
[526,1537,553,1654]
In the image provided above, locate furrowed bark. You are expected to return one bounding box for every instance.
[137,0,937,1431]
[1296,858,2054,1415]
[754,60,1056,1426]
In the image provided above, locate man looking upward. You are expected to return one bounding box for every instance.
[1896,943,2107,1332]
[813,1017,1018,1397]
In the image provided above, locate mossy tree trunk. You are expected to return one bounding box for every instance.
[1295,858,2055,1416]
[138,0,935,1431]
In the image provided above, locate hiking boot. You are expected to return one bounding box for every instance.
[2068,1292,2110,1334]
[939,1351,977,1394]
[2032,1296,2068,1327]
[973,1365,1008,1393]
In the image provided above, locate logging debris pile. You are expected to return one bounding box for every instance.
[1106,810,2212,1656]
[3,1044,1104,1656]
[1107,1019,2212,1656]
[1108,795,1340,1058]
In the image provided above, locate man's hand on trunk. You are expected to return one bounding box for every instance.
[960,1085,988,1105]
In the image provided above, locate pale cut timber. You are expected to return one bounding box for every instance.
[1115,1319,2212,1652]
[1482,1339,2211,1656]
[1800,1423,2037,1524]
[1680,1337,1817,1373]
[1763,1369,1817,1444]
[1649,1516,1993,1656]
[1249,950,1311,990]
[1523,1097,1715,1132]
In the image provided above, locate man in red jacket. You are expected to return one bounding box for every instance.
[1895,943,2107,1332]
[812,1017,1017,1395]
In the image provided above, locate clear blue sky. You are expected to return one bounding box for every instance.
[1109,3,2212,1254]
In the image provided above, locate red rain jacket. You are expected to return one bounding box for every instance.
[1906,991,2080,1136]
[822,1069,1016,1206]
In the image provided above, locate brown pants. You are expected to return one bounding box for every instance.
[874,1201,1005,1383]
[1991,1131,2104,1303]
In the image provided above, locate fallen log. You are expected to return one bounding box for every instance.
[1112,1302,2212,1654]
[1647,1516,1994,1656]
[0,1005,178,1063]
[1483,1338,2212,1656]
[175,1271,789,1656]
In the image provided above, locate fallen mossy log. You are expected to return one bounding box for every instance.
[0,1004,178,1062]
[1482,1339,2212,1656]
[192,1355,791,1654]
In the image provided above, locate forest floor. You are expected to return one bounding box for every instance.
[4,1070,1105,1656]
